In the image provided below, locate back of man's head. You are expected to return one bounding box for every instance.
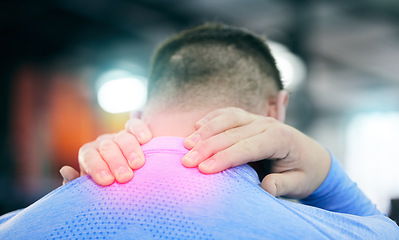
[144,23,283,115]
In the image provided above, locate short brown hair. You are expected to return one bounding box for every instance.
[145,23,282,114]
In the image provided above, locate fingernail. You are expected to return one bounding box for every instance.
[99,170,114,183]
[186,134,200,146]
[184,150,198,164]
[128,152,142,168]
[138,132,151,143]
[115,166,132,179]
[201,159,215,168]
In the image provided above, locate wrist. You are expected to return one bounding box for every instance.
[301,149,334,201]
[299,134,332,198]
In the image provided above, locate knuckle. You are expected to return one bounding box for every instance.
[201,123,214,135]
[125,118,144,133]
[228,108,241,118]
[260,117,275,125]
[196,140,210,151]
[78,149,97,166]
[230,112,241,125]
[239,138,257,160]
[224,129,240,140]
[273,123,290,138]
[254,118,271,130]
[113,131,128,144]
[78,143,92,154]
[231,109,253,125]
[78,149,90,160]
[98,140,116,153]
[195,140,216,156]
[124,120,133,131]
[79,145,95,157]
[116,136,139,155]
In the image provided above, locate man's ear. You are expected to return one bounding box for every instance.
[267,90,289,122]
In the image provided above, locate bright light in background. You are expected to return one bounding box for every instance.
[96,70,147,113]
[268,41,306,91]
[345,112,399,214]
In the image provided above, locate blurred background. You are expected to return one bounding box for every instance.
[1,0,398,222]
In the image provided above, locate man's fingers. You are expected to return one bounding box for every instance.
[182,119,267,167]
[98,140,134,183]
[197,127,288,174]
[193,108,230,129]
[185,108,255,149]
[78,144,115,186]
[261,171,308,198]
[78,129,146,186]
[125,118,152,144]
[113,131,145,170]
[59,166,79,185]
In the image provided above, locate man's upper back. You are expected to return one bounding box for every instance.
[0,137,397,239]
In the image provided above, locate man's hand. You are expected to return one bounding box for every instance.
[60,118,152,186]
[182,107,331,199]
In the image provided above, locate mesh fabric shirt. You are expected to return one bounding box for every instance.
[0,136,398,239]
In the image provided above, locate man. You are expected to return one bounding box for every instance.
[1,23,398,239]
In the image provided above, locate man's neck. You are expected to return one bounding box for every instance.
[142,107,269,178]
[142,108,213,138]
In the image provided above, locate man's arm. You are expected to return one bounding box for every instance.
[301,154,382,216]
[184,108,383,215]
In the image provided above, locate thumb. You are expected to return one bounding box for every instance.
[60,166,80,185]
[261,171,307,198]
